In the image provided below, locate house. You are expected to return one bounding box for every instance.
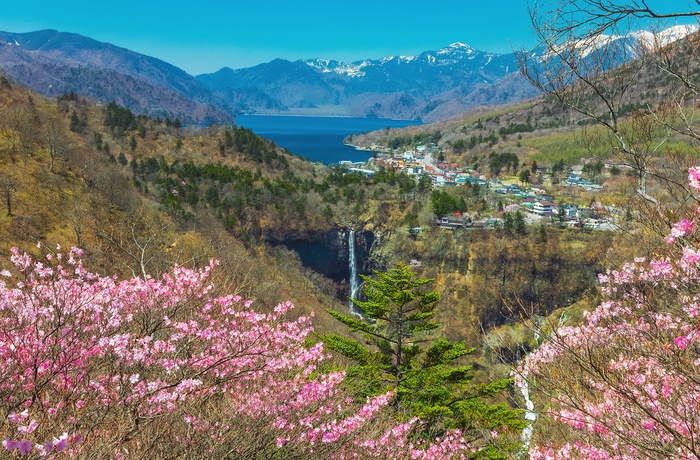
[507,185,521,193]
[532,201,556,216]
[437,213,470,230]
[348,168,376,178]
[521,198,537,209]
[431,174,446,186]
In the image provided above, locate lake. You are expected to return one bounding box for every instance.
[235,115,421,165]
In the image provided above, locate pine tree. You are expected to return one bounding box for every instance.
[323,264,525,456]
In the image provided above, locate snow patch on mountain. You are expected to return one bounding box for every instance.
[303,41,492,78]
[549,24,699,59]
[631,24,699,51]
[304,58,370,77]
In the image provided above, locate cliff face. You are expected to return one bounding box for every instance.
[268,229,375,300]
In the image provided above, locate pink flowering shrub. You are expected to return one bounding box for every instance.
[0,246,482,458]
[515,167,700,459]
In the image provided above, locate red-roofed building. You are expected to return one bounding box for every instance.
[532,201,556,216]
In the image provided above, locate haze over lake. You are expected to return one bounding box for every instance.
[236,115,421,165]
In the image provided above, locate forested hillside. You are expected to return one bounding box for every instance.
[0,76,357,333]
[1,0,698,457]
[0,69,639,458]
[0,75,544,458]
[0,71,617,356]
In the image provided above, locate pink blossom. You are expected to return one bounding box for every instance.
[53,439,67,452]
[682,247,700,264]
[689,166,700,190]
[17,420,38,435]
[0,247,482,459]
[18,440,32,454]
[517,170,700,459]
[3,439,20,451]
[674,335,690,350]
[665,219,695,244]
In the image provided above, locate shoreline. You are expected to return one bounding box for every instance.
[237,113,421,122]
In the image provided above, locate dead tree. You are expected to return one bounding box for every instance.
[520,0,700,239]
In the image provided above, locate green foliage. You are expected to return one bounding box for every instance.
[452,138,468,153]
[518,168,531,184]
[117,152,128,166]
[498,121,535,136]
[227,125,289,167]
[521,128,609,163]
[323,264,524,450]
[69,110,87,133]
[488,152,519,176]
[104,101,137,134]
[93,131,103,150]
[503,211,526,235]
[417,174,433,194]
[431,190,461,217]
[164,117,181,128]
[551,159,566,174]
[57,90,79,103]
[385,131,441,150]
[0,74,11,89]
[582,160,604,181]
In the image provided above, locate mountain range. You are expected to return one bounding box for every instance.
[0,30,540,122]
[0,30,234,123]
[195,43,540,122]
[0,27,695,123]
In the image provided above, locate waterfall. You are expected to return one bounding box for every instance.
[348,230,362,317]
[349,230,358,298]
[519,378,537,456]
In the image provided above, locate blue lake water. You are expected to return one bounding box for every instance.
[235,115,421,165]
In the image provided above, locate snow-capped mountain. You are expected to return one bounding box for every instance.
[197,42,533,121]
[198,25,700,121]
[303,42,500,78]
[546,24,699,60]
[304,58,371,77]
[2,25,692,124]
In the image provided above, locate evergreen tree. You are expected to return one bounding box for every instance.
[518,168,531,185]
[503,212,515,232]
[0,73,10,89]
[69,111,86,133]
[417,174,433,194]
[93,131,103,150]
[514,210,527,235]
[117,152,128,166]
[323,264,524,456]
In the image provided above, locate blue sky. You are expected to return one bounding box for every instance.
[0,1,539,75]
[0,1,695,76]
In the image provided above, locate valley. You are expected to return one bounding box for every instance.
[1,4,700,457]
